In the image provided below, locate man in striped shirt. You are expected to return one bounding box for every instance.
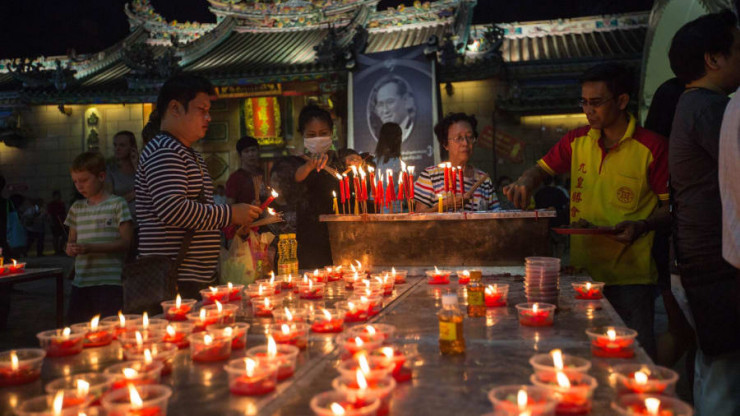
[414,113,499,212]
[136,74,262,298]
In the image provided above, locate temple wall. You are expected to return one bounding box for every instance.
[0,103,146,206]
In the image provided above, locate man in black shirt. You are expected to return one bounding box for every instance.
[668,10,740,414]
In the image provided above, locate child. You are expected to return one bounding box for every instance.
[65,152,133,323]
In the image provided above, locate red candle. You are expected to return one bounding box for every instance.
[298,280,324,300]
[440,164,449,192]
[310,309,345,333]
[252,297,275,318]
[407,167,415,200]
[586,327,637,358]
[259,189,278,210]
[343,175,351,203]
[162,295,195,321]
[369,169,376,200]
[270,323,308,350]
[459,167,464,195]
[572,282,604,300]
[485,284,508,307]
[226,358,277,396]
[340,301,368,323]
[37,328,85,357]
[200,286,230,305]
[370,347,410,383]
[190,334,231,362]
[248,337,300,381]
[163,325,190,349]
[517,303,555,327]
[531,371,597,416]
[458,270,471,285]
[426,267,451,285]
[0,350,44,387]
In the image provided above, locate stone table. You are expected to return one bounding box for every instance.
[0,267,652,416]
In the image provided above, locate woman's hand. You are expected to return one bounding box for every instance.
[306,153,328,172]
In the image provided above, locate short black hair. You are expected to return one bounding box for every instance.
[236,136,259,154]
[113,130,137,150]
[298,104,333,134]
[375,122,402,163]
[142,110,160,146]
[156,74,215,116]
[434,113,478,147]
[669,10,738,83]
[580,63,634,99]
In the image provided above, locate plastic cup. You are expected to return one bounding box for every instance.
[310,390,380,416]
[425,269,451,285]
[255,279,281,295]
[299,282,326,300]
[246,282,275,299]
[335,333,384,360]
[189,332,232,362]
[126,317,169,333]
[70,321,116,348]
[529,351,592,376]
[37,328,86,357]
[336,300,369,323]
[104,360,163,390]
[612,394,693,416]
[207,322,250,350]
[224,357,278,396]
[348,295,383,317]
[45,372,113,406]
[101,314,139,339]
[612,364,679,396]
[369,346,412,383]
[160,298,197,321]
[585,326,638,358]
[122,342,178,376]
[117,329,166,351]
[382,269,407,284]
[571,282,605,300]
[200,286,230,305]
[267,322,309,350]
[251,296,280,318]
[310,308,346,333]
[273,307,309,324]
[347,324,396,343]
[101,384,172,416]
[0,348,45,386]
[16,392,92,416]
[332,374,396,416]
[487,385,558,416]
[337,355,393,383]
[484,284,510,307]
[162,322,194,349]
[531,371,598,415]
[246,344,300,380]
[516,303,556,327]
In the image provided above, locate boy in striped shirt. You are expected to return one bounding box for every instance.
[65,152,133,323]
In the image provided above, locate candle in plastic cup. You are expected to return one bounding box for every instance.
[612,394,694,416]
[530,371,598,415]
[103,360,163,391]
[0,348,46,387]
[37,327,86,357]
[101,384,173,416]
[309,390,380,416]
[246,337,300,380]
[516,303,556,327]
[585,326,637,358]
[189,333,232,362]
[224,357,278,396]
[612,364,679,396]
[160,296,197,321]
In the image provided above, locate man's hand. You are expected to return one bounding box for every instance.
[503,177,535,209]
[611,220,648,244]
[231,203,263,226]
[65,242,78,257]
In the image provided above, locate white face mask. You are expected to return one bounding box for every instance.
[304,136,332,155]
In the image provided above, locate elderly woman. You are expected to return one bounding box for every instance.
[414,113,499,212]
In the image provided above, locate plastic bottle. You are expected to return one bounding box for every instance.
[288,233,299,275]
[467,270,485,317]
[438,293,465,355]
[277,234,291,276]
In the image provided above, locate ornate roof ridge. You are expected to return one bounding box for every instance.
[486,11,649,38]
[125,0,216,45]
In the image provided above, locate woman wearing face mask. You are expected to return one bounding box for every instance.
[273,104,339,268]
[413,113,500,212]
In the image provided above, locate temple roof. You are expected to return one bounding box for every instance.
[0,2,649,107]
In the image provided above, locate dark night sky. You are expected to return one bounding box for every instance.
[0,0,655,58]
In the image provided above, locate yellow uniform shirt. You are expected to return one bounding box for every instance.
[537,114,669,285]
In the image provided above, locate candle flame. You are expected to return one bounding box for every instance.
[645,398,661,415]
[366,325,376,336]
[434,266,440,274]
[199,308,207,322]
[166,325,176,337]
[118,311,126,327]
[216,301,223,313]
[259,285,264,296]
[175,294,182,308]
[144,349,153,364]
[551,349,564,370]
[281,324,290,335]
[264,297,271,308]
[400,160,406,171]
[135,331,143,347]
[76,379,90,397]
[347,302,356,313]
[351,165,358,175]
[10,351,18,371]
[330,403,346,415]
[532,303,539,313]
[634,371,649,384]
[267,207,276,216]
[356,369,368,390]
[227,282,233,290]
[308,279,313,289]
[12,259,17,266]
[62,327,71,339]
[585,282,592,291]
[322,309,332,321]
[128,384,144,409]
[52,391,64,414]
[359,167,365,178]
[398,171,404,184]
[445,162,451,168]
[142,312,149,329]
[302,274,309,283]
[381,347,394,360]
[210,286,218,294]
[333,190,336,198]
[355,337,364,348]
[285,308,293,321]
[607,328,616,341]
[358,353,370,374]
[517,389,528,410]
[122,368,138,379]
[354,260,362,269]
[335,173,343,180]
[485,285,497,295]
[462,270,470,277]
[438,163,445,168]
[408,166,415,175]
[267,336,277,357]
[270,189,279,198]
[204,334,213,345]
[224,326,233,338]
[556,372,571,388]
[314,269,319,277]
[350,264,357,273]
[391,267,396,275]
[245,358,256,377]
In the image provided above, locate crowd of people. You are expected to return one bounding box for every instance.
[0,9,737,414]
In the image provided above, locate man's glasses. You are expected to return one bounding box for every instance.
[449,135,478,144]
[578,96,614,108]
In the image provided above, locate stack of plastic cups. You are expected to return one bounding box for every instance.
[524,257,561,306]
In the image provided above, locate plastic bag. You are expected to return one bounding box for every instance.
[220,235,255,286]
[248,230,275,280]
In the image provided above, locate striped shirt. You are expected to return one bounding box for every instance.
[135,133,232,284]
[413,165,499,211]
[65,195,132,287]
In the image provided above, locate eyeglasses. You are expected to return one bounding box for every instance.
[449,135,477,144]
[578,96,614,108]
